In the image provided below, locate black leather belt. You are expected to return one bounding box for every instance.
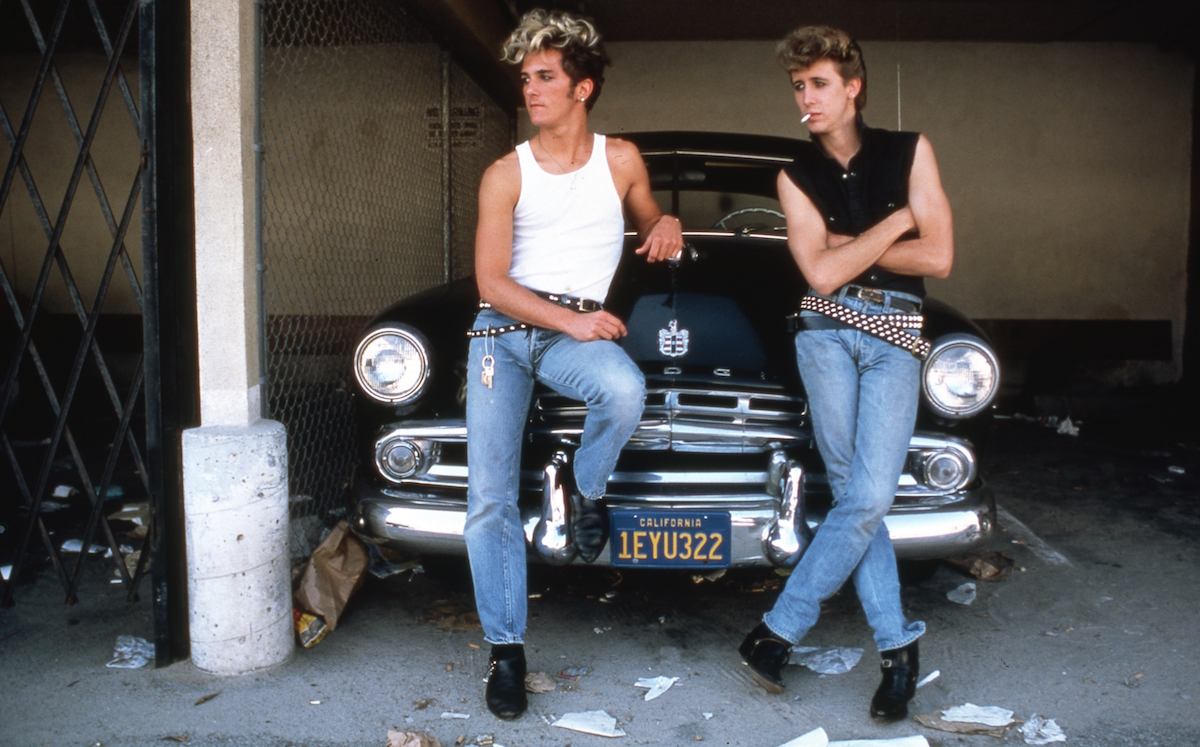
[842,285,921,313]
[477,291,603,314]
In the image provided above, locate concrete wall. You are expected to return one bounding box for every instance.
[520,41,1194,381]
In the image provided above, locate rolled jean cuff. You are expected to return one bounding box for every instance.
[484,635,525,646]
[878,620,925,653]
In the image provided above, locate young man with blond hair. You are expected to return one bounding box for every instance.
[739,25,953,721]
[465,8,682,720]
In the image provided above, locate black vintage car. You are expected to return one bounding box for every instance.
[348,132,999,571]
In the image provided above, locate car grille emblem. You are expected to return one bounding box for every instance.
[658,319,689,357]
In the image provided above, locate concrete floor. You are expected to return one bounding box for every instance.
[2,417,1199,747]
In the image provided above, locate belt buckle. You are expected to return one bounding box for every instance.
[855,286,885,305]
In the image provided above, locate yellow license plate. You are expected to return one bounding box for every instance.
[610,510,731,568]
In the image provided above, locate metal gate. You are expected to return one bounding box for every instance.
[0,0,186,663]
[259,0,512,555]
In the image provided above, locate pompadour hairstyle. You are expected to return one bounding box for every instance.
[776,25,867,112]
[501,8,610,110]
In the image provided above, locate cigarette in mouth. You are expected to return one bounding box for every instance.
[800,113,811,123]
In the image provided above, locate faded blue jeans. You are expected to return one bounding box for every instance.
[763,289,926,653]
[464,308,645,645]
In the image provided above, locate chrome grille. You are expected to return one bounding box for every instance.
[534,388,808,453]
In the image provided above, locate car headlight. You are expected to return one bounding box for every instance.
[921,334,999,419]
[354,325,431,405]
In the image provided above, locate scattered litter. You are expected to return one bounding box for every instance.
[828,738,929,747]
[106,635,154,669]
[553,710,626,738]
[1021,714,1067,744]
[1168,466,1186,475]
[386,731,443,747]
[162,736,190,743]
[777,727,828,747]
[525,672,556,693]
[942,704,1016,726]
[947,582,977,605]
[61,539,107,555]
[52,485,78,498]
[309,700,322,705]
[916,670,940,688]
[418,604,481,632]
[294,521,370,632]
[791,646,863,675]
[634,675,679,700]
[39,500,70,512]
[367,543,421,579]
[1056,418,1079,436]
[1,565,10,582]
[558,666,588,681]
[703,713,713,720]
[109,503,149,526]
[440,712,470,720]
[600,590,619,603]
[916,703,1016,736]
[294,609,328,648]
[594,627,605,634]
[104,485,126,500]
[194,693,220,706]
[945,550,1014,580]
[692,569,726,584]
[1123,672,1144,688]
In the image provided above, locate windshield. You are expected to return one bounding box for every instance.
[641,152,787,233]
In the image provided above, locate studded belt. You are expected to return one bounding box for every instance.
[795,295,932,359]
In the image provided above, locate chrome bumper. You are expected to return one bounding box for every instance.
[351,480,995,567]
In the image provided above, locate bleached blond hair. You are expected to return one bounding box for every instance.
[777,25,868,112]
[501,9,610,110]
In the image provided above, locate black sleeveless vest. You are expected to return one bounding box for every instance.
[783,125,925,298]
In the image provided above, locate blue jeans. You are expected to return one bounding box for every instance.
[464,308,646,644]
[763,289,926,653]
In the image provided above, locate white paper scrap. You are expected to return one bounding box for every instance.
[553,710,626,738]
[829,738,929,747]
[106,635,154,669]
[791,646,864,674]
[60,539,107,554]
[947,582,977,605]
[0,565,10,582]
[941,703,1016,727]
[52,485,77,498]
[776,727,829,747]
[634,675,679,701]
[916,670,940,688]
[1021,714,1067,744]
[439,712,470,720]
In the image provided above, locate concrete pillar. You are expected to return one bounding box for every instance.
[184,0,293,673]
[183,423,292,674]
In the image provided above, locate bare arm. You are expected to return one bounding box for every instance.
[608,137,683,263]
[779,169,916,296]
[474,155,631,341]
[872,135,954,279]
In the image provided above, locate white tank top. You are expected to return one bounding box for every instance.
[509,133,625,303]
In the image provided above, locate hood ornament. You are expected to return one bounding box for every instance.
[658,319,689,358]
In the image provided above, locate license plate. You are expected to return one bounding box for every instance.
[609,510,731,568]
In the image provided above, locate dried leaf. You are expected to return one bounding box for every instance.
[193,692,220,706]
[161,737,190,744]
[525,671,557,693]
[945,551,1015,581]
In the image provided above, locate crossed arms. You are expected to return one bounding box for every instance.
[778,135,954,297]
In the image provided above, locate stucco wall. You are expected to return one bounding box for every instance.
[0,53,143,316]
[521,40,1194,379]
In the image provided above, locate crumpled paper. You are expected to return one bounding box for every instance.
[947,582,977,605]
[791,646,864,674]
[634,675,679,700]
[553,710,626,737]
[525,671,557,693]
[942,703,1016,726]
[386,731,442,747]
[1021,715,1066,744]
[107,635,154,668]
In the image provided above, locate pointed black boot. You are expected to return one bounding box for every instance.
[570,493,609,563]
[870,640,919,720]
[485,644,527,720]
[738,622,791,693]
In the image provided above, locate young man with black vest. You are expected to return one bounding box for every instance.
[738,26,954,721]
[466,9,683,721]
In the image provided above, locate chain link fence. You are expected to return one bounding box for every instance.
[259,0,512,557]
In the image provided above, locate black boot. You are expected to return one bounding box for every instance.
[485,643,527,720]
[738,622,791,693]
[870,640,919,720]
[570,493,609,563]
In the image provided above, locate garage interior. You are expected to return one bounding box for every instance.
[1,0,1198,664]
